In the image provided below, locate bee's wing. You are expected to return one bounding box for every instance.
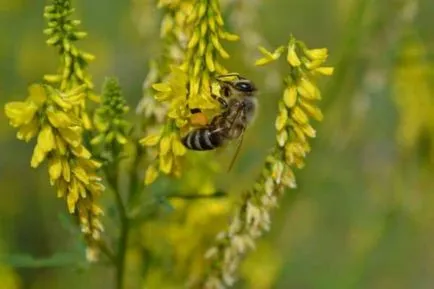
[227,125,246,172]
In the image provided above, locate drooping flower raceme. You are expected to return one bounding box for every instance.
[4,84,105,261]
[202,36,334,289]
[4,0,105,261]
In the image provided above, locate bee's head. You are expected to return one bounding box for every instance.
[217,74,257,97]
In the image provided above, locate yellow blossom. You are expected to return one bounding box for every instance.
[255,46,285,66]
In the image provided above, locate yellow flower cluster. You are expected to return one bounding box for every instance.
[4,84,105,261]
[42,0,99,130]
[202,37,334,288]
[3,0,105,262]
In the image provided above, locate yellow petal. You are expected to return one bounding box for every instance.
[172,137,187,156]
[71,144,92,159]
[55,134,68,155]
[299,100,323,121]
[49,91,72,110]
[205,45,215,72]
[82,111,92,130]
[48,156,62,183]
[46,107,80,128]
[159,153,173,174]
[115,133,128,145]
[62,158,71,182]
[304,48,328,60]
[275,109,288,131]
[67,178,79,213]
[37,125,56,153]
[28,84,47,107]
[17,118,39,142]
[72,165,90,185]
[139,133,161,147]
[58,127,82,147]
[30,144,48,168]
[152,83,172,93]
[301,123,316,138]
[287,43,301,67]
[159,134,172,155]
[283,85,297,108]
[56,179,68,198]
[144,165,159,185]
[77,158,102,170]
[277,130,288,147]
[291,106,309,124]
[4,101,37,127]
[315,66,334,76]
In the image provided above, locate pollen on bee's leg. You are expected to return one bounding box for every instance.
[190,112,209,126]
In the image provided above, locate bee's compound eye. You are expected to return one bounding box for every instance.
[235,81,255,92]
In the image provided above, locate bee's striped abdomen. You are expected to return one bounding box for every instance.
[181,128,224,151]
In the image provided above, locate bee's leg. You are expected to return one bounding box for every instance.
[211,93,228,109]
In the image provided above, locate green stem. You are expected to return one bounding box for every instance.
[105,148,130,289]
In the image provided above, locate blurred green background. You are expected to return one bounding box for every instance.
[2,0,434,288]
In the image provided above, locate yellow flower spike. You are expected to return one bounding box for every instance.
[315,66,334,76]
[140,134,162,147]
[4,101,37,127]
[304,48,328,60]
[17,118,39,142]
[283,85,298,108]
[48,156,62,183]
[144,165,159,186]
[203,35,333,288]
[255,46,285,66]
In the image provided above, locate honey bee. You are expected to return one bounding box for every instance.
[182,73,257,169]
